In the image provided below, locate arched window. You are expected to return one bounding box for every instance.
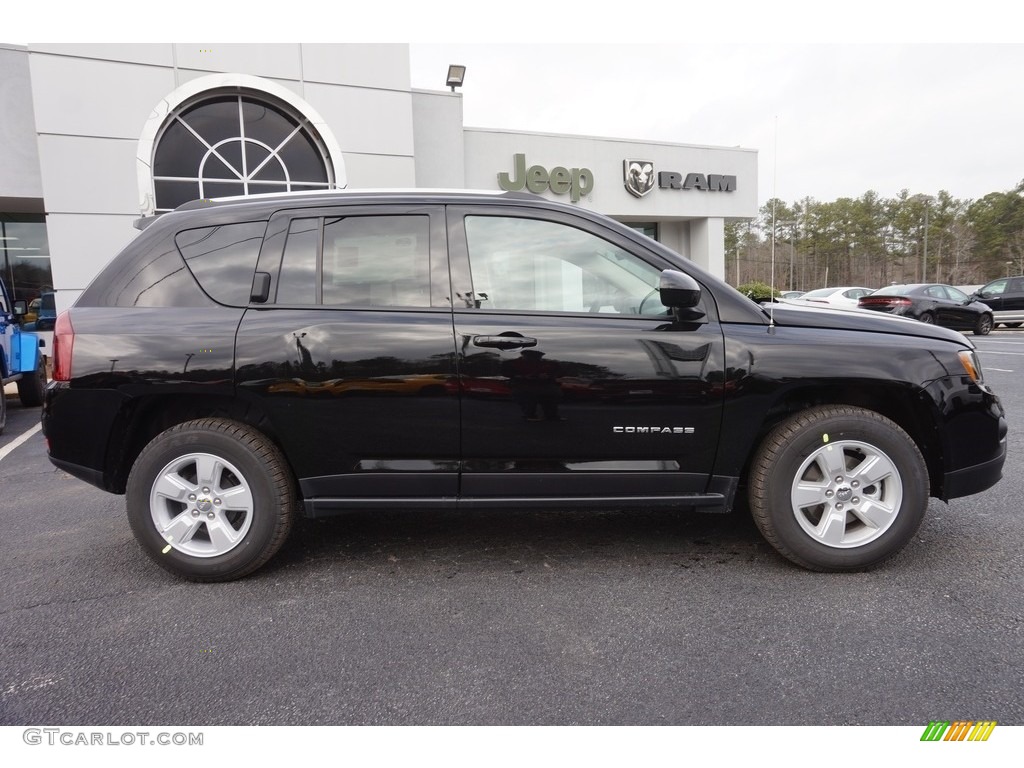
[152,91,336,213]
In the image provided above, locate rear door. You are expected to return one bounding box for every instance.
[447,205,725,504]
[234,204,460,509]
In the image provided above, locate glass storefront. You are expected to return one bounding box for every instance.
[1,213,53,310]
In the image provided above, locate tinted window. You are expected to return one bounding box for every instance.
[277,218,319,305]
[321,215,430,307]
[176,221,267,306]
[464,216,661,314]
[111,238,211,308]
[274,215,432,308]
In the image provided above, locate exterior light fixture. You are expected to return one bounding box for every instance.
[446,65,466,92]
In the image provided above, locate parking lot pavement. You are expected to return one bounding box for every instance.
[1,341,1022,726]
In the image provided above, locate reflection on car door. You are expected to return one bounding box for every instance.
[234,205,460,510]
[447,205,725,504]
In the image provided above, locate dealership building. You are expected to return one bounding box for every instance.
[0,43,758,312]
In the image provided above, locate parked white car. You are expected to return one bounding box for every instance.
[785,286,875,309]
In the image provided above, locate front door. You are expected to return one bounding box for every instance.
[447,206,725,502]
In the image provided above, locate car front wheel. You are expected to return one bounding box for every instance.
[748,406,928,571]
[126,418,296,581]
[974,314,993,335]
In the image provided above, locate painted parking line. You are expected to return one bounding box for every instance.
[0,422,42,464]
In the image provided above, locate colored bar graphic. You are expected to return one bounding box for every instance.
[921,721,950,741]
[920,720,996,742]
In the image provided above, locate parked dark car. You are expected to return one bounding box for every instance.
[970,275,1024,328]
[42,190,1006,581]
[857,283,995,335]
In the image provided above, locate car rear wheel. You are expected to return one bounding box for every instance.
[918,311,934,325]
[748,405,928,571]
[0,385,6,435]
[974,314,993,336]
[126,418,296,581]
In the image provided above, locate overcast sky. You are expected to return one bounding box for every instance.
[10,2,1023,209]
[409,42,1024,208]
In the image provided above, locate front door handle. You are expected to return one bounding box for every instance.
[473,334,538,350]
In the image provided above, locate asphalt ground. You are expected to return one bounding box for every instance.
[0,330,1022,727]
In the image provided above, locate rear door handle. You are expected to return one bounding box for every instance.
[473,335,538,350]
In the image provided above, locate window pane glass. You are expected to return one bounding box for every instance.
[200,150,240,180]
[241,100,297,148]
[322,216,430,307]
[277,218,319,305]
[200,182,246,200]
[277,132,329,183]
[155,180,201,210]
[154,120,208,178]
[250,154,287,182]
[179,96,242,148]
[176,221,268,306]
[464,216,661,314]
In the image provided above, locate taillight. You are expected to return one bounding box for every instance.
[859,296,911,308]
[53,310,75,381]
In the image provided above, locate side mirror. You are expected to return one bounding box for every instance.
[13,300,27,316]
[659,269,701,309]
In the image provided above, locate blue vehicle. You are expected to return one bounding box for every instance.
[0,277,46,433]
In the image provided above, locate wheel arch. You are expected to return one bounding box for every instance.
[737,382,944,498]
[103,394,295,494]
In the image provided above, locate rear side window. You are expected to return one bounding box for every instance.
[176,221,268,306]
[276,214,431,307]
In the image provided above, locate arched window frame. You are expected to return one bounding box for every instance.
[137,74,346,216]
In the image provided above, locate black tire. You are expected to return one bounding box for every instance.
[17,358,46,407]
[748,405,928,571]
[1002,322,1022,328]
[126,418,297,582]
[0,384,7,435]
[973,314,993,335]
[918,311,934,325]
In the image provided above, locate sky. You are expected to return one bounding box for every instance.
[8,1,1024,209]
[408,42,1024,208]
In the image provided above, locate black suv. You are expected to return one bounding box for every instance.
[42,190,1007,581]
[971,275,1024,328]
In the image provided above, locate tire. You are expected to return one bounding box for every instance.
[126,418,297,581]
[17,358,46,407]
[748,405,928,571]
[974,314,993,336]
[918,311,934,325]
[1002,322,1022,328]
[0,384,7,435]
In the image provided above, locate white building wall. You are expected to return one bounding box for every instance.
[0,46,44,205]
[411,90,466,188]
[24,43,420,310]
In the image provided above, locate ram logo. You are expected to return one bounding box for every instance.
[623,160,656,198]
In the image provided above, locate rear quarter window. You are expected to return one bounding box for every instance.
[176,221,268,306]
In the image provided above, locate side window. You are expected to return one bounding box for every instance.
[176,221,267,306]
[277,218,319,305]
[322,215,430,307]
[1008,278,1024,293]
[275,215,431,307]
[925,286,947,299]
[463,216,662,314]
[982,279,1007,296]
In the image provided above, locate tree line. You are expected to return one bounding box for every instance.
[725,180,1024,290]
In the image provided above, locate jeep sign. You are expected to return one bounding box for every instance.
[498,154,594,203]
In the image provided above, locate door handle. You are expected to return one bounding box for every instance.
[473,334,538,350]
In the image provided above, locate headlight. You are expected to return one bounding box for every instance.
[958,349,984,385]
